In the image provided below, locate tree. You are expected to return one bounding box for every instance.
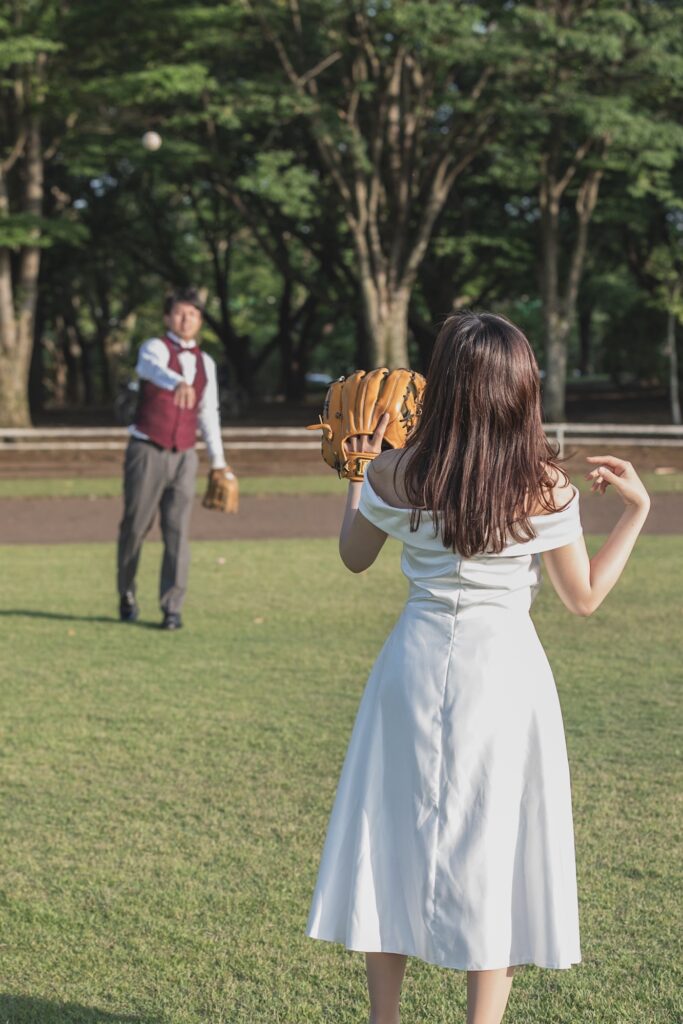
[410,156,540,367]
[250,1,513,368]
[624,196,683,425]
[6,0,682,422]
[0,4,63,425]
[58,1,352,398]
[507,0,683,420]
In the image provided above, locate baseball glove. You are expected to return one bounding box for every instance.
[307,368,426,481]
[202,466,239,513]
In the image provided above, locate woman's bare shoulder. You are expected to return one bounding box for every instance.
[367,449,413,508]
[530,464,575,516]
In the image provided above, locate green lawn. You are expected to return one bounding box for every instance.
[0,537,681,1023]
[0,469,682,499]
[0,474,342,500]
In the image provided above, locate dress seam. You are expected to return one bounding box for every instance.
[427,557,462,949]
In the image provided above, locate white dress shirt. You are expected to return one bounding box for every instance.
[130,330,227,468]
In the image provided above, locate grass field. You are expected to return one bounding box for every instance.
[1,537,681,1023]
[0,474,341,500]
[0,470,682,500]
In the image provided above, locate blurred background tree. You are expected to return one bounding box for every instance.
[0,0,681,427]
[0,0,72,425]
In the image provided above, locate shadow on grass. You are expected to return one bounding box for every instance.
[0,610,117,624]
[0,994,164,1023]
[0,610,174,632]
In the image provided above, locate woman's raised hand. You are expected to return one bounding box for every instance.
[585,455,650,510]
[346,412,391,457]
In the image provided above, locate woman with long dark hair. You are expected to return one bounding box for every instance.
[305,311,651,1024]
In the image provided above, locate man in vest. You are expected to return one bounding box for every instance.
[117,287,236,630]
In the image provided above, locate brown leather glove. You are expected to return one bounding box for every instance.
[202,466,239,513]
[307,368,426,481]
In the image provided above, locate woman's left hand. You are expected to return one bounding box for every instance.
[585,455,650,510]
[346,412,390,459]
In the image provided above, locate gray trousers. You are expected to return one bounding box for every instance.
[117,438,198,614]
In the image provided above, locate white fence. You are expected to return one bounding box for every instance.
[544,424,683,456]
[0,426,320,452]
[0,424,682,455]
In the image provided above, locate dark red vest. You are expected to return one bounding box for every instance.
[135,336,207,451]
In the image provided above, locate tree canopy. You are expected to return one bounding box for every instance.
[1,0,681,425]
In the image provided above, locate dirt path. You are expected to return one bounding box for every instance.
[1,491,680,545]
[0,447,325,479]
[1,443,682,479]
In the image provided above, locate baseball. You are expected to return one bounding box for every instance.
[141,130,162,151]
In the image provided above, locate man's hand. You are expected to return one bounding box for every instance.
[202,467,239,513]
[174,382,196,410]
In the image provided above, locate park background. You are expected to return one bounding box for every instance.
[1,0,683,426]
[1,2,682,1024]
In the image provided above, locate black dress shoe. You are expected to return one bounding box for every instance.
[161,612,182,631]
[119,592,139,622]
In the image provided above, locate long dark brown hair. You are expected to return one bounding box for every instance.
[401,310,569,556]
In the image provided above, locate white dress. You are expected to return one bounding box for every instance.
[305,475,584,971]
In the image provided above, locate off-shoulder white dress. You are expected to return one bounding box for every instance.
[305,476,584,971]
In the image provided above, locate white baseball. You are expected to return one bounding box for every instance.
[141,130,162,151]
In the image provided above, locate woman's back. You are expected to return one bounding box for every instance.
[360,461,583,616]
[368,446,575,520]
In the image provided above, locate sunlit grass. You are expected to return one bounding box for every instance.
[0,537,680,1023]
[0,470,681,499]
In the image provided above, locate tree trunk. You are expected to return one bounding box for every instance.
[385,294,411,368]
[207,240,254,395]
[0,342,32,425]
[94,324,114,401]
[29,305,45,416]
[578,307,592,377]
[539,197,567,422]
[221,328,253,396]
[277,278,295,398]
[543,311,571,423]
[291,297,320,400]
[360,280,410,368]
[539,142,604,423]
[67,305,96,405]
[0,97,43,426]
[667,307,681,426]
[0,238,34,423]
[63,324,82,406]
[409,310,437,373]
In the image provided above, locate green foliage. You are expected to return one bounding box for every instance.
[647,243,683,322]
[2,0,682,410]
[87,64,214,104]
[237,150,319,220]
[0,213,87,250]
[0,35,61,73]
